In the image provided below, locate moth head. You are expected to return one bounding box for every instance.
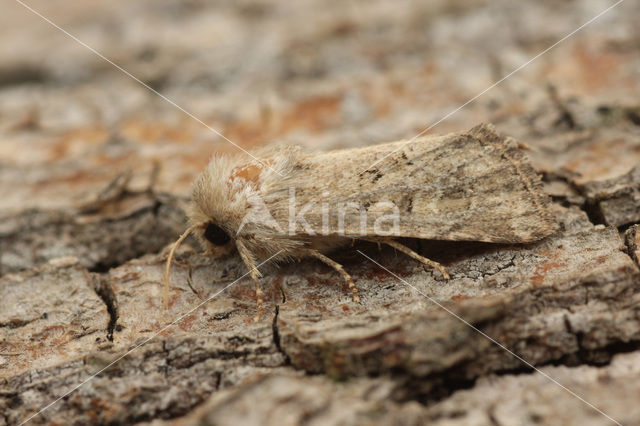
[189,153,263,244]
[163,154,262,308]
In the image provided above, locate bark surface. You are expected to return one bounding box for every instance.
[1,1,639,425]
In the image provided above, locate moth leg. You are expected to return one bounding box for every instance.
[304,249,360,303]
[236,240,264,322]
[383,239,450,280]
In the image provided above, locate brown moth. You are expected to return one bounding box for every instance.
[165,123,556,320]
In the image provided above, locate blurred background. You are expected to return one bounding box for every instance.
[1,0,638,215]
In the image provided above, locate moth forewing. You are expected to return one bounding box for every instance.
[164,123,556,319]
[262,123,556,243]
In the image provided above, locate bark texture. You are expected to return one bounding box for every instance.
[1,0,640,425]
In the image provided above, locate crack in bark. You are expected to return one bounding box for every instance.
[272,305,290,365]
[88,271,119,342]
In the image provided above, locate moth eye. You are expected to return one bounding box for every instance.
[204,223,231,245]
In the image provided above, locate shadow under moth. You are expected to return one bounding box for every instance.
[165,123,557,320]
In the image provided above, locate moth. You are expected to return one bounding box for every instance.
[165,123,556,320]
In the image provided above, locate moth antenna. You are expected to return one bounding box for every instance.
[164,222,206,309]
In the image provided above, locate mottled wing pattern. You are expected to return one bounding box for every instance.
[262,124,556,243]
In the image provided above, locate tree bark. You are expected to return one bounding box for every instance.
[1,1,640,425]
